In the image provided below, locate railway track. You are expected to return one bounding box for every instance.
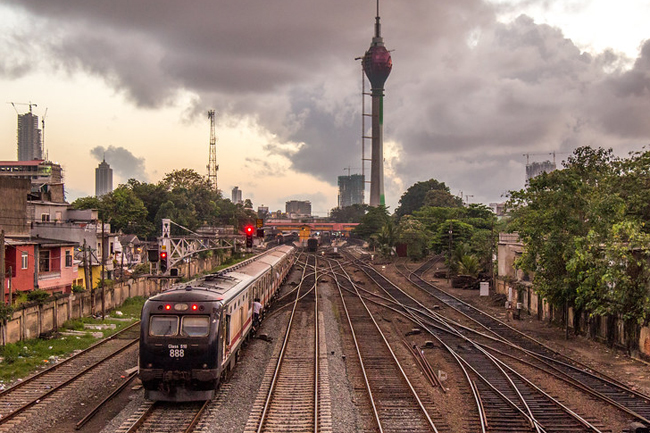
[342,253,606,432]
[245,254,332,433]
[396,257,650,426]
[328,257,445,433]
[0,321,140,432]
[115,400,210,433]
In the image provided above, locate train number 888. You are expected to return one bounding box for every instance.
[170,349,185,358]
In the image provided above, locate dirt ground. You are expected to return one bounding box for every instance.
[394,260,650,398]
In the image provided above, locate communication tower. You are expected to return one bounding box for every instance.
[207,110,219,191]
[362,0,392,207]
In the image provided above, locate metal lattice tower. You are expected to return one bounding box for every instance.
[207,110,219,191]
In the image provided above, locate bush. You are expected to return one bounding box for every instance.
[72,284,85,293]
[96,279,115,289]
[27,290,50,305]
[131,263,150,277]
[0,304,14,322]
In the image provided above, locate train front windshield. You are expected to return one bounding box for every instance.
[150,316,178,336]
[149,315,212,337]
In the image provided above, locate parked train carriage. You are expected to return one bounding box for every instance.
[139,245,295,401]
[307,236,319,252]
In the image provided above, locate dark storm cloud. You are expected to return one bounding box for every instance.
[3,0,650,204]
[90,145,147,182]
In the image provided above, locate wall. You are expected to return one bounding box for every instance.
[496,241,650,360]
[0,177,30,235]
[0,253,223,345]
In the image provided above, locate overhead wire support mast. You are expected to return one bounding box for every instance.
[207,109,219,191]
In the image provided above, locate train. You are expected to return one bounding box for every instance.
[276,231,298,246]
[307,236,319,252]
[138,244,296,401]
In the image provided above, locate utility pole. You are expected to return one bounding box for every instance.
[101,220,106,318]
[1,230,5,304]
[447,221,453,283]
[83,239,93,313]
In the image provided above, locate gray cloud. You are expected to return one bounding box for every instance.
[3,0,650,207]
[90,145,147,182]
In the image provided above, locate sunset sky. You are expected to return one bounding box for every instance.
[1,0,649,215]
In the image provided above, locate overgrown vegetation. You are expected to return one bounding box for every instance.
[507,146,650,327]
[350,180,497,275]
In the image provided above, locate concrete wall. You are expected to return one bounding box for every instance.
[0,177,30,235]
[496,236,650,360]
[0,253,223,345]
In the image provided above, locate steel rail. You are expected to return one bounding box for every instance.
[330,258,440,433]
[0,337,139,425]
[345,253,602,432]
[256,254,319,433]
[401,258,650,424]
[0,320,141,398]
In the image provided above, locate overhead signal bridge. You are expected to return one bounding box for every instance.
[159,218,242,274]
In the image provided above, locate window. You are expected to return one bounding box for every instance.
[65,250,72,267]
[21,252,28,269]
[39,250,50,272]
[41,214,50,222]
[181,316,210,337]
[149,316,179,336]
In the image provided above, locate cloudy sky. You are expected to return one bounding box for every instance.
[1,0,649,215]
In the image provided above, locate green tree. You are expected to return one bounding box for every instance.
[71,196,102,211]
[353,206,390,239]
[371,220,397,257]
[395,179,460,219]
[507,147,617,309]
[330,204,369,223]
[395,216,429,260]
[102,186,150,236]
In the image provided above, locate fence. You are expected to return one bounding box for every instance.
[1,253,223,346]
[495,278,650,360]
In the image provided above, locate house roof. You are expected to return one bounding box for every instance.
[5,235,78,248]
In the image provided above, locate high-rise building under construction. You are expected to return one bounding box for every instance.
[17,112,42,161]
[338,174,365,208]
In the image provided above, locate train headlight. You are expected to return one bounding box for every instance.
[174,303,189,311]
[202,363,207,368]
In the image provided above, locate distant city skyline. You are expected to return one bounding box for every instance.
[2,1,649,215]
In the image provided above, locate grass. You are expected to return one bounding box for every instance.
[0,296,146,385]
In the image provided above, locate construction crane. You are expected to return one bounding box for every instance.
[206,110,219,191]
[41,108,49,160]
[8,101,37,114]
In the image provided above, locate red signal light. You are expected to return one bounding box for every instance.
[160,251,167,259]
[245,226,254,235]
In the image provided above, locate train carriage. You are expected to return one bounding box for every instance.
[139,245,295,401]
